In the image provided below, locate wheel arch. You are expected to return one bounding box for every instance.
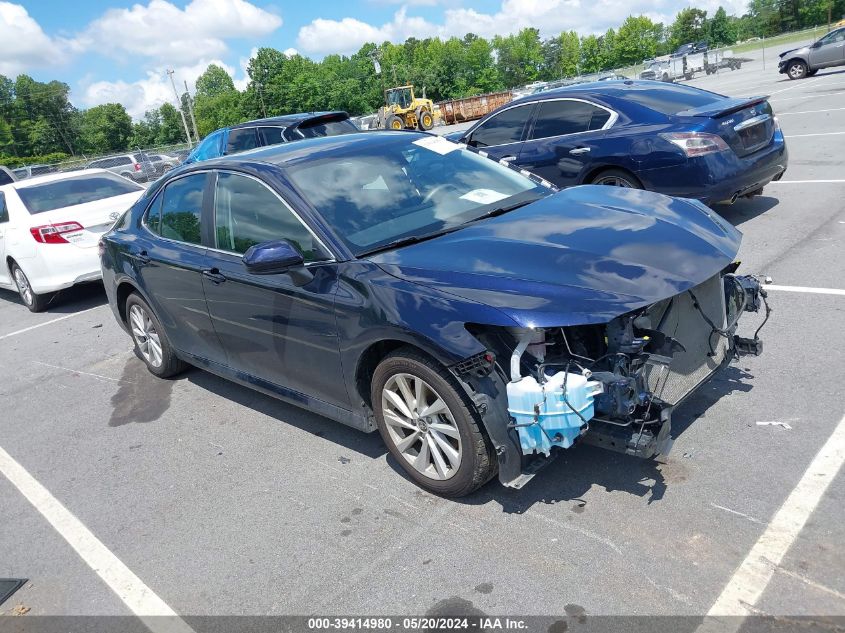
[582,164,643,188]
[114,278,154,326]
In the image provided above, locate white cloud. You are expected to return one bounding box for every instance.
[80,58,242,120]
[0,2,68,76]
[76,0,282,65]
[283,47,299,57]
[296,0,751,56]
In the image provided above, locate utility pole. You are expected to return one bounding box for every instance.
[166,69,193,145]
[184,80,200,143]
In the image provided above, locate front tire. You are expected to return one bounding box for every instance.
[386,114,405,130]
[11,264,50,312]
[787,60,808,80]
[372,348,495,497]
[125,293,187,378]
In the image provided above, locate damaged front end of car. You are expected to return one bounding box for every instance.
[456,268,770,488]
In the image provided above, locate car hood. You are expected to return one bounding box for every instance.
[369,186,742,328]
[780,46,809,58]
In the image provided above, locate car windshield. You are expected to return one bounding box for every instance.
[16,172,143,214]
[285,135,550,255]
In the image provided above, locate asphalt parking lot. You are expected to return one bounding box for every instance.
[1,56,844,631]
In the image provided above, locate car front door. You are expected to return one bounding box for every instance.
[809,28,845,67]
[514,99,615,186]
[202,170,347,408]
[0,193,9,286]
[134,172,226,364]
[462,102,537,162]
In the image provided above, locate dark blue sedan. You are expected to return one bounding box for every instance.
[448,80,788,206]
[100,131,768,497]
[184,111,357,164]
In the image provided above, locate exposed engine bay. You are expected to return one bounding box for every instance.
[466,269,770,470]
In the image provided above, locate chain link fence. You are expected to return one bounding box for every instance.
[8,142,195,186]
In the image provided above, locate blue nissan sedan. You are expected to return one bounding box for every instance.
[448,81,788,206]
[100,131,769,497]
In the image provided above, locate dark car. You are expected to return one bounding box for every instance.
[184,111,358,164]
[446,81,788,206]
[100,132,768,497]
[778,27,845,79]
[671,41,708,57]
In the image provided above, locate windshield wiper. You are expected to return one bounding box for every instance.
[357,229,455,257]
[467,198,536,223]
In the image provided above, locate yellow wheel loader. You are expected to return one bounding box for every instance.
[376,85,436,131]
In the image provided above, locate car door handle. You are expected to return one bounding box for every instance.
[202,268,227,284]
[569,147,591,155]
[134,250,151,265]
[500,155,516,163]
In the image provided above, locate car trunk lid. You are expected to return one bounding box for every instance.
[677,96,775,158]
[27,191,142,248]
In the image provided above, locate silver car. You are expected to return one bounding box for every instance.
[86,153,156,182]
[778,27,845,79]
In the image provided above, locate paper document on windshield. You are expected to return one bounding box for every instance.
[460,189,509,204]
[413,136,460,155]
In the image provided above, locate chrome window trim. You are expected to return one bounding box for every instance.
[209,168,336,263]
[733,113,771,132]
[468,97,618,149]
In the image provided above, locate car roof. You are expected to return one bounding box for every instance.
[230,111,348,130]
[179,130,423,171]
[0,168,110,190]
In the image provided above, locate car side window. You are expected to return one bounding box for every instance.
[819,29,845,45]
[530,100,611,140]
[225,128,258,155]
[468,104,533,148]
[258,127,285,146]
[0,192,8,223]
[213,172,328,262]
[151,174,206,244]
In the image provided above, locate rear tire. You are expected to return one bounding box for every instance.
[807,68,818,77]
[590,168,643,189]
[786,60,808,80]
[11,263,50,312]
[125,293,187,378]
[372,348,495,497]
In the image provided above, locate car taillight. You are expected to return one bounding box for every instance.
[659,132,730,157]
[774,116,781,131]
[134,163,141,171]
[98,239,106,258]
[30,221,84,244]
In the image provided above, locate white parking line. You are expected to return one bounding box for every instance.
[0,305,105,341]
[766,285,845,296]
[699,411,845,629]
[783,131,845,138]
[769,179,845,184]
[778,106,845,116]
[770,90,845,103]
[0,444,195,633]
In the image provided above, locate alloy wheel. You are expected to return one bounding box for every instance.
[594,175,635,187]
[129,304,163,368]
[13,268,33,307]
[788,63,806,79]
[381,373,462,480]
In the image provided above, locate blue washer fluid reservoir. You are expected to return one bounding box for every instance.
[506,372,603,455]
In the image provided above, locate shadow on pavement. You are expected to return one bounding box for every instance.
[715,195,779,226]
[0,280,108,314]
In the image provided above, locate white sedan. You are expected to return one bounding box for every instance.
[0,169,144,311]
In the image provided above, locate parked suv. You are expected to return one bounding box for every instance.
[87,153,156,182]
[184,112,357,164]
[779,27,845,79]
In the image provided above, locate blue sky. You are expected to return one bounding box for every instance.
[1,0,749,118]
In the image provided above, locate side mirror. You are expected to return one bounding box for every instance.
[242,239,305,274]
[811,41,822,48]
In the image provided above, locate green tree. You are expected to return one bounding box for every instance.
[671,7,709,48]
[493,28,544,88]
[580,35,604,73]
[157,103,188,145]
[195,64,236,99]
[708,7,738,46]
[615,16,663,65]
[80,103,132,153]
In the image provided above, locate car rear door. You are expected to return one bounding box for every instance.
[809,28,845,67]
[514,99,615,186]
[201,170,347,408]
[134,171,226,364]
[463,102,537,163]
